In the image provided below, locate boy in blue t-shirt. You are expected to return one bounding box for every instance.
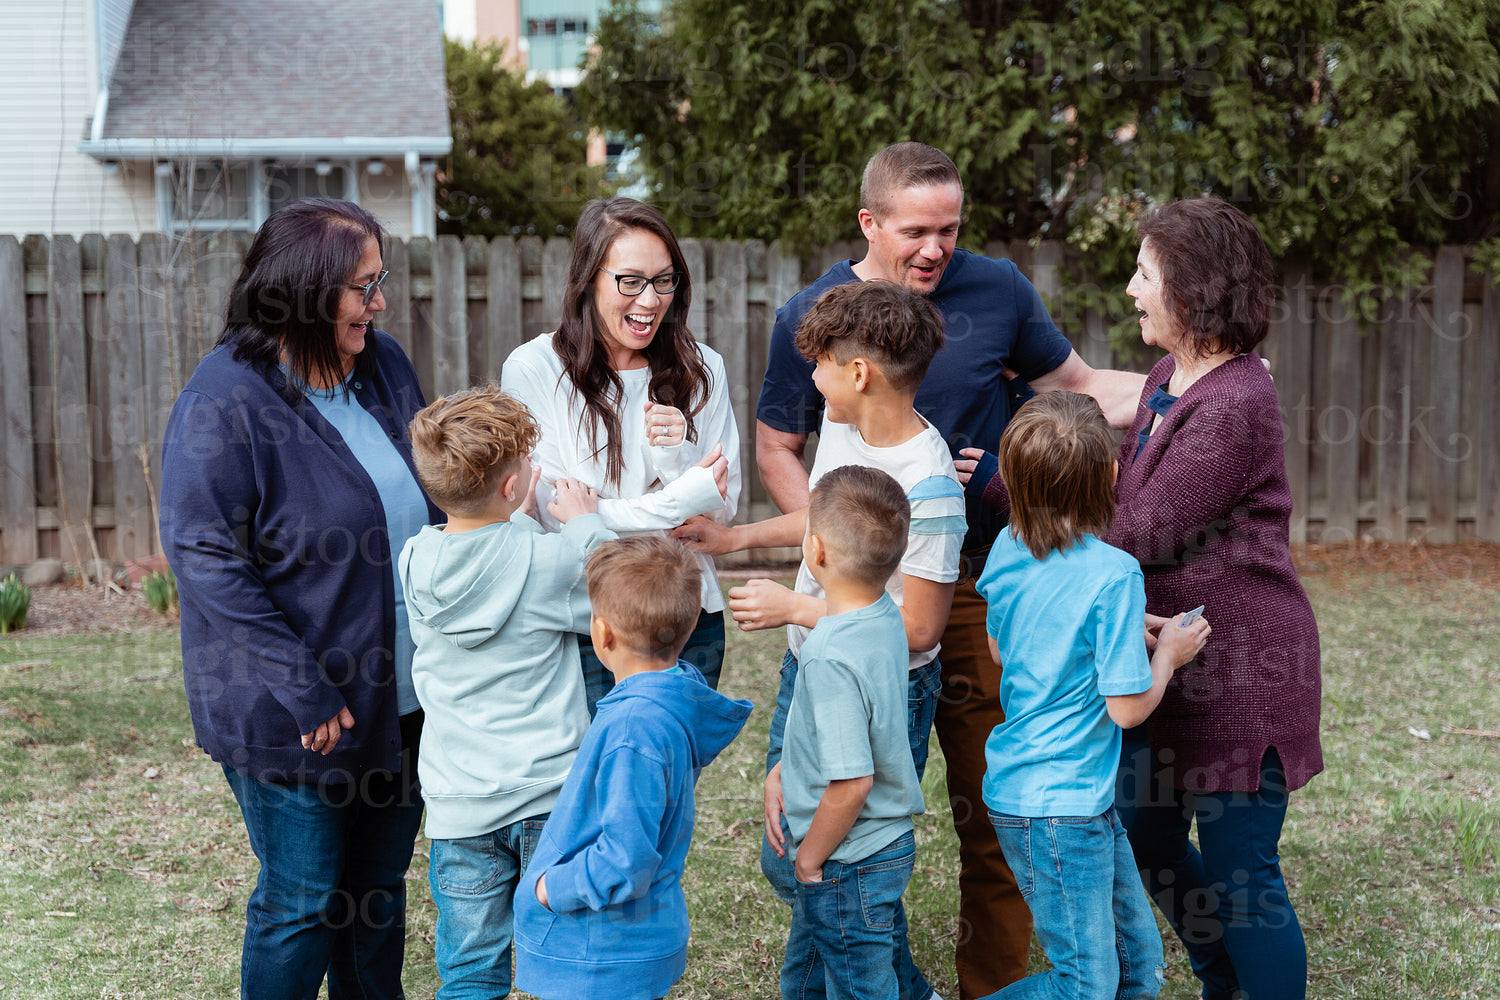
[778,465,927,1000]
[975,391,1210,1000]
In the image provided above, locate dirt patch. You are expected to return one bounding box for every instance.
[1293,541,1500,592]
[12,582,175,639]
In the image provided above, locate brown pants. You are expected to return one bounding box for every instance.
[934,577,1032,998]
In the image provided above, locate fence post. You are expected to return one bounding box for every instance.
[1426,246,1463,543]
[383,237,414,360]
[1323,289,1360,543]
[1276,263,1313,543]
[711,240,750,522]
[486,237,523,372]
[106,235,152,560]
[49,235,92,567]
[0,236,37,564]
[432,234,469,396]
[1478,278,1500,542]
[541,237,569,336]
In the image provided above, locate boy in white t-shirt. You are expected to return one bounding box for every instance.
[675,280,963,1000]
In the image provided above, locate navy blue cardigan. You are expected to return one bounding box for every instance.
[161,331,441,783]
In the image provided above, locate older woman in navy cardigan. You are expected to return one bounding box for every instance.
[161,199,440,1000]
[974,200,1322,1000]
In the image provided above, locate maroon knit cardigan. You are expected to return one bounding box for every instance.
[981,352,1323,793]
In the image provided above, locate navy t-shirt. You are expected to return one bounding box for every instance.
[756,250,1073,553]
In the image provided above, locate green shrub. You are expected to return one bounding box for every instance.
[0,574,30,633]
[142,569,178,615]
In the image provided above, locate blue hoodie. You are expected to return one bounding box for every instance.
[514,664,752,1000]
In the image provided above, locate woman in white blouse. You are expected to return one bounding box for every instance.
[501,198,739,712]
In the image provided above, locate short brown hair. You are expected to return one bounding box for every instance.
[1137,198,1275,358]
[794,281,944,391]
[807,465,910,588]
[861,142,963,220]
[999,391,1116,561]
[409,384,538,518]
[586,536,702,663]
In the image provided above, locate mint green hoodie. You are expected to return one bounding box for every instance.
[399,512,616,840]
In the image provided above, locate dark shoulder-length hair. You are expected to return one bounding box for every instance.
[218,197,385,393]
[1138,198,1275,358]
[552,197,710,487]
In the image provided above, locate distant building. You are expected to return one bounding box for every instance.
[1,0,452,239]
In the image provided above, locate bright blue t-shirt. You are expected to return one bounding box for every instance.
[307,377,431,715]
[755,251,1074,552]
[977,530,1152,818]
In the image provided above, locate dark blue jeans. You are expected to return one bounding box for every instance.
[1116,731,1307,1000]
[763,649,941,1000]
[578,608,725,716]
[222,710,425,1000]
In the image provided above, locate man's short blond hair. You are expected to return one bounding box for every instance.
[586,536,702,662]
[808,465,910,588]
[408,384,537,518]
[860,142,963,220]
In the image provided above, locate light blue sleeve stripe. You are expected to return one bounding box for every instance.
[910,514,968,536]
[907,474,964,503]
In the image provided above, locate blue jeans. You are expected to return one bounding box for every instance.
[429,815,548,1000]
[763,650,940,1000]
[1115,734,1306,1000]
[579,608,725,715]
[983,809,1164,1000]
[782,831,917,1000]
[221,711,425,1000]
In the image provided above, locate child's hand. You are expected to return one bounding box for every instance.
[763,762,786,858]
[645,401,686,447]
[695,444,729,500]
[672,515,734,555]
[1156,612,1211,670]
[1142,611,1171,651]
[547,478,599,523]
[535,872,550,910]
[727,579,802,631]
[517,460,542,520]
[793,857,824,884]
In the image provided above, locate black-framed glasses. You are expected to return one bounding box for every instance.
[600,268,682,296]
[347,269,389,305]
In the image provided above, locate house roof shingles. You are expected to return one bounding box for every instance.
[97,0,450,151]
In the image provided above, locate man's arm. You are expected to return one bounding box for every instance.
[756,421,813,513]
[1028,350,1146,431]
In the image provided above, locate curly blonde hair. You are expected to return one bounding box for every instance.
[409,384,538,517]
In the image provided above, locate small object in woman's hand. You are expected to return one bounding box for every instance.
[1178,605,1204,627]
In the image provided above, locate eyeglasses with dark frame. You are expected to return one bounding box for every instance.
[599,268,682,296]
[347,269,390,305]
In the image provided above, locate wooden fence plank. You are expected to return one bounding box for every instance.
[138,233,173,547]
[49,235,92,566]
[82,236,112,542]
[541,237,569,336]
[1375,288,1413,541]
[711,241,750,521]
[1323,288,1360,542]
[432,235,469,396]
[172,233,205,393]
[105,235,152,560]
[487,237,523,372]
[0,236,37,564]
[1479,279,1500,541]
[1276,263,1313,543]
[681,239,708,338]
[1426,246,1463,542]
[462,236,490,380]
[382,237,413,359]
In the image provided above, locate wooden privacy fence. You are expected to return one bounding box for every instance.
[1,232,1497,567]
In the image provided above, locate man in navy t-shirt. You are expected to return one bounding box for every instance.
[752,141,1146,1000]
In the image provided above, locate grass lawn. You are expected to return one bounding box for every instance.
[0,544,1496,998]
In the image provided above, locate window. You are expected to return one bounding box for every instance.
[167,162,253,233]
[265,165,350,216]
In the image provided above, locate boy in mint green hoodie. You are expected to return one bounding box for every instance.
[399,384,615,1000]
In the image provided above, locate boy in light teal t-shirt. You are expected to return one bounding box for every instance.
[778,466,925,1000]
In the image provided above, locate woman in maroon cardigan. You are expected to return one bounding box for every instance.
[975,199,1322,999]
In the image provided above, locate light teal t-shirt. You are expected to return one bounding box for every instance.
[781,594,924,865]
[977,530,1152,818]
[307,377,430,715]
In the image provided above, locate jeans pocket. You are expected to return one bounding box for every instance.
[989,814,1035,897]
[432,833,504,896]
[854,844,914,931]
[519,817,547,873]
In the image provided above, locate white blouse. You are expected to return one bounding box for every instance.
[500,333,742,612]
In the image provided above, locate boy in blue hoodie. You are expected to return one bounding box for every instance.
[514,536,753,1000]
[399,384,615,1000]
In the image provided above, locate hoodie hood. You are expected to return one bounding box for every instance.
[399,521,531,649]
[598,664,752,770]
